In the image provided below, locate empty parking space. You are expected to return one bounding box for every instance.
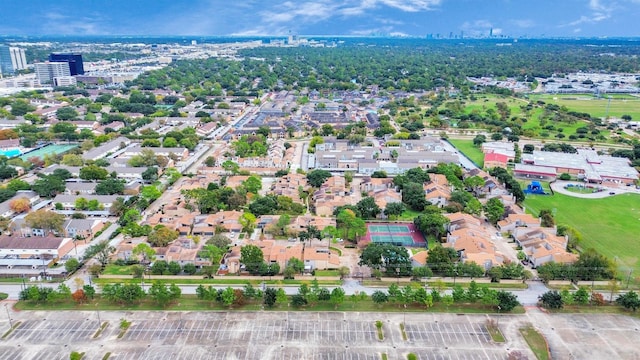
[5,311,640,359]
[8,319,99,343]
[0,347,23,360]
[413,349,507,360]
[405,321,492,346]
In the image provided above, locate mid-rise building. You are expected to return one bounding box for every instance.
[48,53,84,75]
[35,62,71,85]
[9,47,27,71]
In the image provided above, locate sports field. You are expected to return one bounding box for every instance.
[362,222,426,247]
[447,139,484,168]
[19,143,78,161]
[528,93,640,119]
[524,192,640,277]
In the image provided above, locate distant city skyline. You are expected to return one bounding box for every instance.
[1,0,640,38]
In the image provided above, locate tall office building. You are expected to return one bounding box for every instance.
[9,47,27,71]
[0,45,13,76]
[48,53,84,75]
[35,62,71,84]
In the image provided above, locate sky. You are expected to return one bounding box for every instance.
[1,0,640,38]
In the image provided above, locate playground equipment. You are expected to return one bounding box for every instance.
[524,181,548,195]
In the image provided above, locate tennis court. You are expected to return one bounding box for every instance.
[19,143,77,161]
[368,224,411,233]
[362,222,427,247]
[371,234,415,245]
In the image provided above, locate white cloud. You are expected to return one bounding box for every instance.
[565,0,615,26]
[510,19,535,28]
[39,11,108,35]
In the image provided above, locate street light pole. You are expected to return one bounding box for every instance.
[4,305,12,329]
[96,304,101,328]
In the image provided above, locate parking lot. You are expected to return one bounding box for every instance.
[1,308,640,359]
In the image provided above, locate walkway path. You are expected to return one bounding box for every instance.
[550,180,640,199]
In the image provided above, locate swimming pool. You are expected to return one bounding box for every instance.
[0,149,22,158]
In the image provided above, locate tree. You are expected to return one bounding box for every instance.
[142,167,159,182]
[371,171,387,178]
[31,175,66,198]
[61,154,84,166]
[242,175,262,194]
[573,287,590,305]
[356,196,381,219]
[7,179,30,192]
[426,245,457,275]
[163,137,178,148]
[94,242,115,267]
[102,283,145,305]
[71,289,87,304]
[183,263,197,275]
[140,185,161,201]
[148,225,179,247]
[496,291,519,312]
[9,197,30,213]
[264,287,277,308]
[358,243,412,276]
[222,160,239,174]
[484,197,505,224]
[539,209,555,227]
[617,291,640,311]
[204,156,216,167]
[336,209,366,241]
[414,212,450,241]
[25,210,65,234]
[132,243,156,264]
[539,290,564,309]
[221,287,236,307]
[330,287,346,309]
[79,165,108,180]
[371,290,388,305]
[65,258,80,273]
[240,244,264,275]
[402,182,427,211]
[148,281,181,307]
[463,176,485,192]
[473,134,486,146]
[306,169,332,187]
[411,266,433,280]
[0,166,17,179]
[240,212,257,234]
[94,178,125,195]
[574,248,615,281]
[287,257,305,274]
[291,294,308,307]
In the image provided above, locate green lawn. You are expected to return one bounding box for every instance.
[102,265,136,276]
[524,192,640,276]
[398,209,422,221]
[447,139,484,168]
[528,94,640,119]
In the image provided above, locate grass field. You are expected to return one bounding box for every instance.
[524,192,640,276]
[528,93,640,119]
[448,139,484,167]
[520,326,550,360]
